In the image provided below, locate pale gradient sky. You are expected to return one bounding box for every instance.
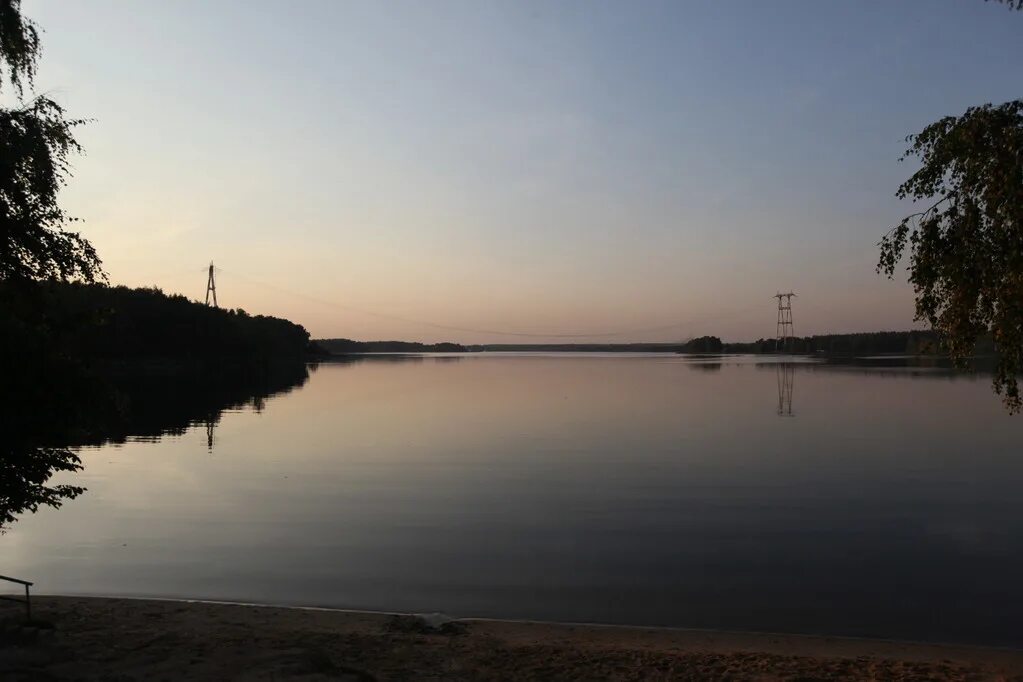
[25,0,1022,342]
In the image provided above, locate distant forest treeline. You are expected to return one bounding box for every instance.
[701,330,952,355]
[313,332,969,356]
[671,331,952,355]
[476,332,952,355]
[317,338,467,354]
[473,343,685,353]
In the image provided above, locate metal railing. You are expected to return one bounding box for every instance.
[0,574,33,621]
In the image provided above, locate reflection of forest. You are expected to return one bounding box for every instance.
[754,356,989,380]
[88,363,311,446]
[1,280,318,531]
[1,361,312,532]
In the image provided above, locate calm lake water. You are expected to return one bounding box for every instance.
[6,354,1023,646]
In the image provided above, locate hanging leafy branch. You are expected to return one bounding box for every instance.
[879,100,1023,412]
[0,98,101,281]
[0,0,103,283]
[0,0,38,97]
[0,447,83,531]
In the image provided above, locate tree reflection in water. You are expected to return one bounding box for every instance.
[0,360,312,532]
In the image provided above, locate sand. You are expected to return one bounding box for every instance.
[1,596,1022,680]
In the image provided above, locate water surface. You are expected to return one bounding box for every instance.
[6,354,1023,646]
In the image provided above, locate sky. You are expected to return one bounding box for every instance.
[23,0,1023,343]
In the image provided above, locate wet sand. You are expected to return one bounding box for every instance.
[2,596,1022,680]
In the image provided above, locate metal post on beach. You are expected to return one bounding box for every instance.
[0,574,34,622]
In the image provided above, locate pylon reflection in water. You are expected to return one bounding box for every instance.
[776,363,794,417]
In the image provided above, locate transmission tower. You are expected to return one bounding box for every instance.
[205,262,218,307]
[774,291,795,352]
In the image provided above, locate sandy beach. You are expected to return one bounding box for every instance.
[1,596,1021,680]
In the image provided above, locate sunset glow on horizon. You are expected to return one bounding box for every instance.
[27,0,1022,342]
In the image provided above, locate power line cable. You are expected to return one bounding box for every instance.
[212,265,765,340]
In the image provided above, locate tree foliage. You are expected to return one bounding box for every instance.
[683,336,724,353]
[0,0,38,97]
[0,0,104,529]
[0,99,100,281]
[877,2,1022,412]
[0,447,83,530]
[0,0,102,283]
[878,100,1023,412]
[0,280,317,362]
[723,330,943,356]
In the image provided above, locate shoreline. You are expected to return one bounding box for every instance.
[3,596,1022,680]
[29,592,1023,654]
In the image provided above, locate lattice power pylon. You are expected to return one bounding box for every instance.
[774,291,795,352]
[205,262,218,307]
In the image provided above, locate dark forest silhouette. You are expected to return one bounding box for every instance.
[0,280,316,531]
[720,330,950,355]
[13,281,319,363]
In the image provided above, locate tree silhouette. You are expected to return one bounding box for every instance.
[0,447,83,531]
[879,100,1022,411]
[0,0,102,530]
[880,3,1022,412]
[0,0,102,283]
